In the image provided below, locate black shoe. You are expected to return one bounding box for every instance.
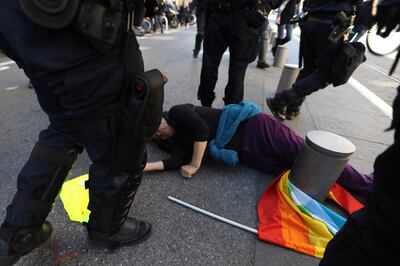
[88,217,152,250]
[266,98,286,121]
[0,222,53,266]
[193,49,200,58]
[285,110,300,120]
[256,61,270,69]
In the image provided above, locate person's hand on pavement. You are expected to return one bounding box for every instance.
[180,164,200,179]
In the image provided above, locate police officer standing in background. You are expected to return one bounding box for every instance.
[0,0,163,264]
[267,0,360,120]
[191,0,207,58]
[197,0,283,107]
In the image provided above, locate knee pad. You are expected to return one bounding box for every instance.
[4,144,82,227]
[29,143,82,202]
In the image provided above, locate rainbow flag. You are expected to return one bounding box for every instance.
[258,171,363,258]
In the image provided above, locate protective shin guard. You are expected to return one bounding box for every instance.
[0,144,80,264]
[86,171,151,249]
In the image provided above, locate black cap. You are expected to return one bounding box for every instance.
[19,0,81,29]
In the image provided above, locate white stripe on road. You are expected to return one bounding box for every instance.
[0,60,15,67]
[4,86,18,90]
[348,77,393,119]
[0,66,10,72]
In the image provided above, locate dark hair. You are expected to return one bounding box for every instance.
[162,111,178,128]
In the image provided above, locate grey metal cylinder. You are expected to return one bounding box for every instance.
[276,64,300,95]
[270,31,276,45]
[289,131,356,202]
[273,46,289,68]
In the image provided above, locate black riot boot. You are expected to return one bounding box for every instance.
[267,89,304,121]
[266,97,286,121]
[86,172,152,249]
[0,222,53,266]
[193,34,203,58]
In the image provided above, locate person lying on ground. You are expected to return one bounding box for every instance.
[144,102,373,196]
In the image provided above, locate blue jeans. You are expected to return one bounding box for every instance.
[277,23,293,43]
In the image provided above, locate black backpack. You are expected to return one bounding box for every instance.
[331,42,366,87]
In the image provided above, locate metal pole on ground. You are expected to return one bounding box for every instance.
[273,46,289,68]
[276,63,300,94]
[168,196,258,234]
[289,131,356,202]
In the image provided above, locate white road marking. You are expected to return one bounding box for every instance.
[348,77,393,119]
[4,86,18,90]
[0,60,15,67]
[0,66,10,72]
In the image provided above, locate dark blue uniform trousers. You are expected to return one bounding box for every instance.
[277,19,342,111]
[197,9,259,106]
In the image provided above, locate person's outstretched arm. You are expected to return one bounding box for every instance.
[180,140,208,178]
[144,161,165,171]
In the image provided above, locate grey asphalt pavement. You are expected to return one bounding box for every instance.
[0,25,396,266]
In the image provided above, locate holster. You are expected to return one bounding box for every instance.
[331,42,366,87]
[102,26,165,185]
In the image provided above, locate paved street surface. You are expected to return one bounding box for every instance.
[0,25,397,266]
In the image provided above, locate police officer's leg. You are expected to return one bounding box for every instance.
[285,29,316,119]
[267,21,327,120]
[224,10,258,105]
[0,124,82,265]
[291,22,338,97]
[197,12,229,107]
[80,118,151,248]
[193,12,205,58]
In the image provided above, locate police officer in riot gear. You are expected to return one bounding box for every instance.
[321,1,400,265]
[0,0,164,264]
[266,0,361,120]
[197,0,283,107]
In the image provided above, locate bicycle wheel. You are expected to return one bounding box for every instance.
[366,25,400,56]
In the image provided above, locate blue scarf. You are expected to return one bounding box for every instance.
[208,101,261,165]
